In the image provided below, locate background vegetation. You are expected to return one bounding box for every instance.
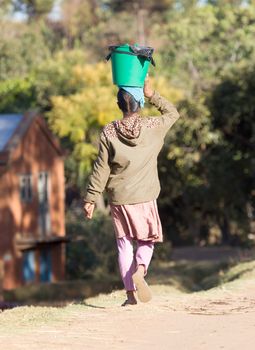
[1,1,255,278]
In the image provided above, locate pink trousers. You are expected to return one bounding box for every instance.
[116,235,154,291]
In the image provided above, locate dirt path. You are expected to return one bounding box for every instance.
[1,278,255,350]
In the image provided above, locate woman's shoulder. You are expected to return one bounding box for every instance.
[141,116,161,129]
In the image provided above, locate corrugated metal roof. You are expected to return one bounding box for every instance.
[0,114,23,151]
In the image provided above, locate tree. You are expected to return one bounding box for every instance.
[103,0,175,12]
[159,5,255,92]
[0,0,12,15]
[0,19,51,81]
[153,4,255,243]
[2,0,254,245]
[205,63,255,242]
[12,0,54,20]
[206,0,244,6]
[60,0,102,46]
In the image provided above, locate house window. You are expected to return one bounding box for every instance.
[38,172,49,203]
[19,174,33,202]
[38,172,51,236]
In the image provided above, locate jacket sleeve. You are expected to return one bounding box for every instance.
[148,91,180,131]
[84,133,111,204]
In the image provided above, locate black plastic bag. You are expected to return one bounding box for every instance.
[106,44,156,66]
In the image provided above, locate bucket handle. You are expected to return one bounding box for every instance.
[105,50,156,67]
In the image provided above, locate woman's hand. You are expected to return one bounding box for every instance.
[83,202,95,219]
[144,77,154,98]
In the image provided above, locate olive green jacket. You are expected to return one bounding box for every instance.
[84,91,180,205]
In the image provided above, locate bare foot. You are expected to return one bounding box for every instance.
[121,299,138,307]
[121,291,138,307]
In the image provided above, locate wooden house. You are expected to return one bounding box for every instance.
[0,112,67,290]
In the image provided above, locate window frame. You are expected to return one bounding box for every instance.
[19,174,33,203]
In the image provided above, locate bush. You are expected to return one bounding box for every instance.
[66,209,118,280]
[153,240,172,261]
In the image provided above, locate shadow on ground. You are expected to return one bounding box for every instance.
[1,247,255,310]
[149,246,255,292]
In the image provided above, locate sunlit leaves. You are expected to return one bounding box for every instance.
[0,76,36,112]
[47,62,119,179]
[160,5,255,91]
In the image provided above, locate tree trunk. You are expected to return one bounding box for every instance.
[218,213,231,244]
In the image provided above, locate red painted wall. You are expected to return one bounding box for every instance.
[0,118,65,289]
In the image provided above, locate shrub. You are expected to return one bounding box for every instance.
[65,209,118,280]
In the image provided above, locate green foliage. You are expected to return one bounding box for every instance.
[0,76,36,112]
[152,4,255,244]
[0,48,87,113]
[153,240,173,261]
[13,0,54,19]
[210,63,255,156]
[1,1,254,246]
[0,0,12,14]
[204,63,255,240]
[103,0,176,12]
[47,62,120,178]
[65,210,118,280]
[0,20,50,80]
[61,0,103,39]
[33,50,88,109]
[160,5,255,91]
[207,0,244,6]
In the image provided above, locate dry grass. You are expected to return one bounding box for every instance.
[0,258,254,334]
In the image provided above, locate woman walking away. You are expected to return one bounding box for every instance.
[83,78,180,306]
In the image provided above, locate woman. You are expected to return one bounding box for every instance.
[83,78,180,306]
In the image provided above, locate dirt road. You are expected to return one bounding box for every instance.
[1,278,255,350]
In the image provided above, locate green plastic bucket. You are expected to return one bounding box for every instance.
[107,44,154,87]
